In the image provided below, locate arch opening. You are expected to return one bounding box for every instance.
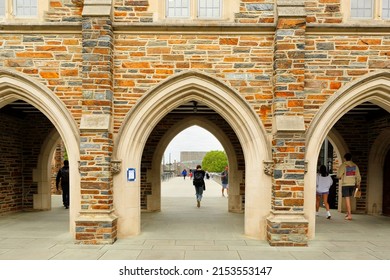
[0,69,80,236]
[306,71,390,239]
[146,113,244,214]
[114,72,271,239]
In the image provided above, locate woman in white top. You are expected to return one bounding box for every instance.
[316,165,333,219]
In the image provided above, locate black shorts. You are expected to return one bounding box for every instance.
[342,186,355,197]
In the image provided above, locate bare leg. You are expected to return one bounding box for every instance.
[323,193,331,218]
[345,196,352,219]
[316,194,320,212]
[323,193,330,212]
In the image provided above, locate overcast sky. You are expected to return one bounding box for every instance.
[163,125,224,163]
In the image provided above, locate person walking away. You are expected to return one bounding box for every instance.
[221,166,229,197]
[56,160,70,209]
[337,153,361,220]
[316,165,333,219]
[181,169,187,180]
[193,165,206,208]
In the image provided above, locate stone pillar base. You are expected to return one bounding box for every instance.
[75,211,118,245]
[228,194,243,213]
[266,212,308,246]
[33,193,51,210]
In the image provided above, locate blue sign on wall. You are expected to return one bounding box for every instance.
[127,168,136,182]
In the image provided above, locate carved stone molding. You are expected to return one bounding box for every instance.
[111,160,122,175]
[263,160,274,176]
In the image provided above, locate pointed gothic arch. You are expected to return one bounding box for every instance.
[148,115,243,213]
[367,128,390,215]
[114,71,272,239]
[0,68,80,235]
[305,71,390,238]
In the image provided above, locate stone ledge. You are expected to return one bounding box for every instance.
[77,210,117,219]
[0,22,81,32]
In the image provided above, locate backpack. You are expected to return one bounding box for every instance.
[193,170,203,183]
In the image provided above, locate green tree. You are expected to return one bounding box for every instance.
[202,150,227,172]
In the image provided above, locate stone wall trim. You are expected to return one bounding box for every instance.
[80,115,111,131]
[274,116,305,132]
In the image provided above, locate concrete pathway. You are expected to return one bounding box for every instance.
[0,177,390,260]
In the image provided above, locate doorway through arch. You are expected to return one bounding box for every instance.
[113,71,272,240]
[306,71,390,239]
[0,69,81,236]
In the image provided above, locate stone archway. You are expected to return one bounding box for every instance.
[326,128,348,211]
[114,71,272,239]
[0,69,80,235]
[305,71,390,238]
[33,129,61,210]
[367,128,390,215]
[327,128,348,165]
[148,115,243,214]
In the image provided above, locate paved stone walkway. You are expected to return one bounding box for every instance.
[0,177,390,260]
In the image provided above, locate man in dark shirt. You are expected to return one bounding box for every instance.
[193,165,206,208]
[56,160,70,209]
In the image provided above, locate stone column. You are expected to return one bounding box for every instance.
[75,0,117,244]
[266,0,308,246]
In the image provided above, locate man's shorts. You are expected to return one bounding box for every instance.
[316,191,329,195]
[222,183,228,189]
[342,186,355,197]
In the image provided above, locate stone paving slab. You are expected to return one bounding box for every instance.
[0,177,389,260]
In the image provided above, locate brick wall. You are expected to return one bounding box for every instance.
[0,112,54,213]
[235,0,275,23]
[113,0,153,22]
[45,0,83,22]
[0,114,23,213]
[0,33,83,124]
[113,33,274,132]
[305,34,390,127]
[306,0,342,23]
[51,143,65,194]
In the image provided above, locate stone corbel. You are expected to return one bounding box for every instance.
[111,160,122,175]
[263,160,274,176]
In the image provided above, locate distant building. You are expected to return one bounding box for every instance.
[180,151,207,169]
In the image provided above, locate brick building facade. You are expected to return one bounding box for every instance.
[0,0,389,246]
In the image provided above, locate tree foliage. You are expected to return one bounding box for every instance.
[202,150,227,172]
